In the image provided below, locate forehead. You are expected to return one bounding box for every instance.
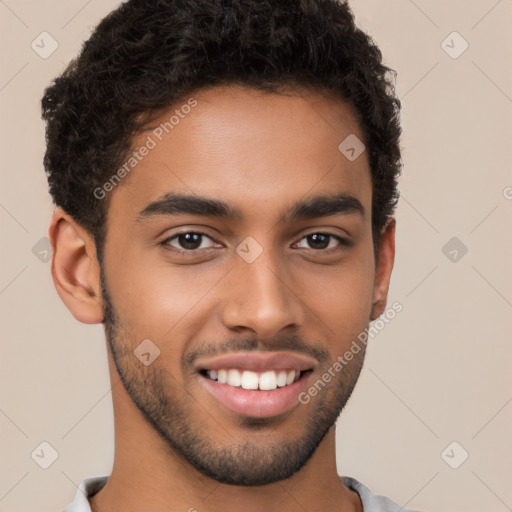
[106,84,372,227]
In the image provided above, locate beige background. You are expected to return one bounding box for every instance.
[1,1,511,511]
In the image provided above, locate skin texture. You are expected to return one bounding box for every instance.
[49,84,395,512]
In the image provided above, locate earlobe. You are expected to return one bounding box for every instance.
[370,217,396,321]
[48,208,104,324]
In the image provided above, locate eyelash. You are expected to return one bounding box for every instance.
[159,230,351,255]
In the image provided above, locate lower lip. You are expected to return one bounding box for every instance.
[199,372,311,418]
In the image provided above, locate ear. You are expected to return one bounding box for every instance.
[370,217,396,321]
[48,208,104,324]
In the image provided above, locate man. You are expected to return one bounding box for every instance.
[43,0,416,510]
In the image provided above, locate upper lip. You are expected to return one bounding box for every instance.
[194,352,317,372]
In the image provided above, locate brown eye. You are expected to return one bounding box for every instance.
[295,233,349,251]
[161,231,217,252]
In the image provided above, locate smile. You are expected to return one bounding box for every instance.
[195,351,316,418]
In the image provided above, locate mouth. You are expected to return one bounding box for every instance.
[195,352,316,418]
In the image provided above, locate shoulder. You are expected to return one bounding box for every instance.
[61,475,109,512]
[340,475,424,512]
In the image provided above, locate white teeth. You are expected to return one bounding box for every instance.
[217,369,227,384]
[241,370,259,390]
[276,370,287,387]
[259,371,277,390]
[227,369,241,387]
[206,368,302,390]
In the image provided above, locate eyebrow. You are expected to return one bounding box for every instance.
[135,191,365,223]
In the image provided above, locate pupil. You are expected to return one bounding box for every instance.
[309,233,328,249]
[180,233,201,250]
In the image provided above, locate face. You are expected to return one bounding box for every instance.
[98,84,388,485]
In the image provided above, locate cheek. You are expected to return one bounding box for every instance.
[299,249,375,322]
[104,249,224,344]
[297,259,375,364]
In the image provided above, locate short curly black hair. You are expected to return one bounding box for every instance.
[42,0,401,261]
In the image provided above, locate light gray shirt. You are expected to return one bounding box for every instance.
[62,474,422,511]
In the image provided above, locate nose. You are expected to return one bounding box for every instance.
[221,245,305,340]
